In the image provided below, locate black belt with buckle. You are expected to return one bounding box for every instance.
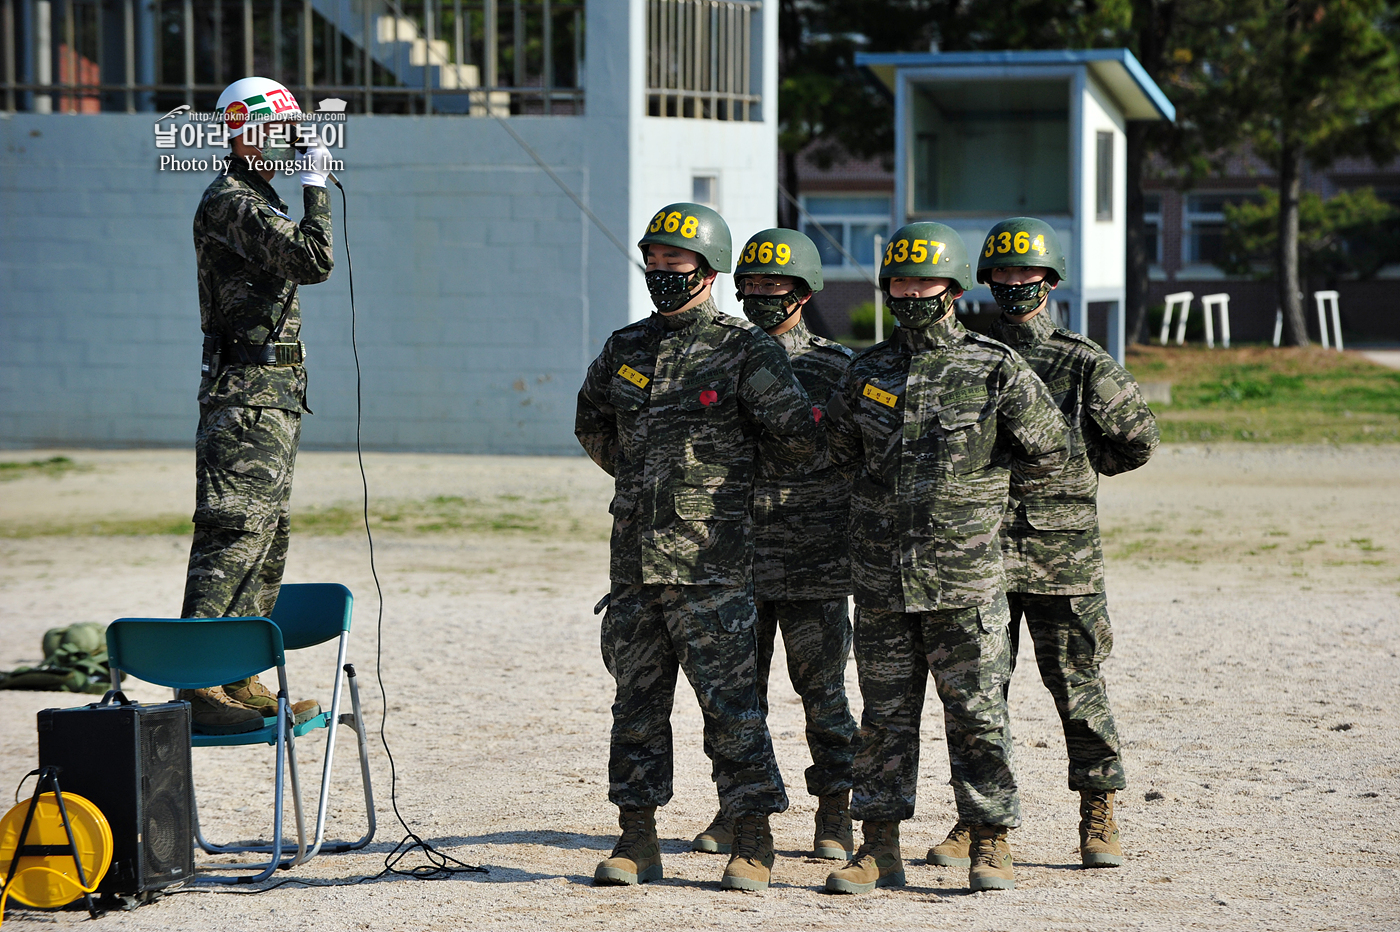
[202,336,305,375]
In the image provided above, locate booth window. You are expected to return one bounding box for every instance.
[910,79,1069,216]
[1095,132,1113,221]
[800,195,891,273]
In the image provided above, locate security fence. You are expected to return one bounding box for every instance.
[1,0,584,114]
[645,0,759,121]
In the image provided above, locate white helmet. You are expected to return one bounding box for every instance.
[216,76,302,139]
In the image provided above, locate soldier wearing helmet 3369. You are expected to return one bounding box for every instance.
[689,229,859,865]
[821,222,1070,896]
[933,217,1158,872]
[576,204,822,894]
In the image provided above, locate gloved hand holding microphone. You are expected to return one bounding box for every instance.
[296,143,338,188]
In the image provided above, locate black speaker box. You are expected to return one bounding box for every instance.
[37,698,195,895]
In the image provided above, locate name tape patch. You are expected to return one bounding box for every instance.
[617,365,650,389]
[862,383,899,408]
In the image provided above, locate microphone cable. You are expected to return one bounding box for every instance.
[171,169,487,898]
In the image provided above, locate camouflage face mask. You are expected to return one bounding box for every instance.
[886,290,955,330]
[739,292,803,330]
[989,278,1053,313]
[645,268,706,313]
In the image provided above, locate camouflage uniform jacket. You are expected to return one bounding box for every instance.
[193,159,334,413]
[753,320,854,601]
[826,313,1070,612]
[576,298,821,588]
[989,311,1160,594]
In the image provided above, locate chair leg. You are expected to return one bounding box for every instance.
[284,711,309,866]
[195,698,292,883]
[344,662,377,850]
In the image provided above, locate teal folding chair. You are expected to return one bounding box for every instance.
[106,617,301,883]
[106,583,376,884]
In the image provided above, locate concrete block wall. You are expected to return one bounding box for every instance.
[0,111,631,453]
[0,1,782,452]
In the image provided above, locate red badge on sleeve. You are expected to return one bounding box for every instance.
[699,390,718,407]
[812,406,823,424]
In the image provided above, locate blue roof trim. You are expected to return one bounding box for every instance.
[855,48,1175,122]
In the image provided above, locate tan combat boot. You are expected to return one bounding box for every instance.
[180,686,263,735]
[692,809,734,854]
[968,824,1015,891]
[813,791,854,860]
[594,807,663,885]
[927,821,972,867]
[223,675,322,725]
[720,813,775,891]
[824,820,905,894]
[1080,790,1123,867]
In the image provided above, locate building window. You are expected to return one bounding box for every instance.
[1095,132,1114,221]
[692,175,718,207]
[800,195,891,275]
[646,0,762,121]
[1183,192,1257,266]
[1143,193,1162,265]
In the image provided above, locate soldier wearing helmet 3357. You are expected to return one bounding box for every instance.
[821,221,1070,896]
[941,216,1159,872]
[688,229,859,865]
[576,203,823,894]
[178,76,339,736]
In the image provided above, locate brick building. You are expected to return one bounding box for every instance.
[786,147,1400,345]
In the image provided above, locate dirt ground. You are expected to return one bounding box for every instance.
[1,446,1397,931]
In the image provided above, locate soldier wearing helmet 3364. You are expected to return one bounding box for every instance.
[179,77,337,735]
[932,217,1158,871]
[576,204,822,893]
[689,229,859,864]
[821,222,1070,896]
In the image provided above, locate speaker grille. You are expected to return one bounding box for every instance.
[139,709,192,879]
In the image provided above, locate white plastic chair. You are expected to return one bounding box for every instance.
[1160,292,1194,345]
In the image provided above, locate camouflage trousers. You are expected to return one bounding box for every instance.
[1007,591,1125,791]
[754,598,856,797]
[601,582,788,816]
[850,595,1020,828]
[181,404,301,619]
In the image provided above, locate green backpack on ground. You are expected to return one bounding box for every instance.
[0,622,112,694]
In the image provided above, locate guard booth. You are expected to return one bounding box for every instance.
[856,50,1174,360]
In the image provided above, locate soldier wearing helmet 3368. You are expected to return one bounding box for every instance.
[821,222,1070,896]
[689,229,859,865]
[927,217,1158,872]
[576,204,822,894]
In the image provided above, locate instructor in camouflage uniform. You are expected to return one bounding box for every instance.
[180,77,335,734]
[576,203,821,892]
[928,217,1158,870]
[822,222,1069,895]
[690,229,858,862]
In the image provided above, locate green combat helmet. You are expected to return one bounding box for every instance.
[880,221,972,330]
[976,217,1067,314]
[734,228,823,330]
[638,202,732,312]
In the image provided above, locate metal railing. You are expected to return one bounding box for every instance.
[1,0,584,114]
[646,0,759,121]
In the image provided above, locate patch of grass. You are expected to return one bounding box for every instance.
[1124,345,1400,443]
[2,494,610,541]
[0,456,86,481]
[1,516,195,538]
[294,494,606,540]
